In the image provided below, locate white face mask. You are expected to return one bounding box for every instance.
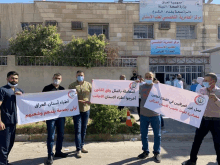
[8,82,18,87]
[145,79,153,84]
[53,79,61,85]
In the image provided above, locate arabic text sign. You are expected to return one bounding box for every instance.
[90,80,139,106]
[151,40,180,55]
[144,84,209,128]
[140,0,203,22]
[16,89,80,125]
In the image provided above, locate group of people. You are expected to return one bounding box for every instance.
[0,70,220,165]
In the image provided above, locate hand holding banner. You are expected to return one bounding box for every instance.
[144,84,209,128]
[16,89,80,125]
[90,80,139,106]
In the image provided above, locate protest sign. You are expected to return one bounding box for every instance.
[16,89,80,125]
[144,84,209,128]
[90,80,139,106]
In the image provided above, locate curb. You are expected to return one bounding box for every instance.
[15,133,213,142]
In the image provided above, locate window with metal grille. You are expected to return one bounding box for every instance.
[176,25,196,39]
[72,21,82,30]
[134,24,153,39]
[218,25,220,39]
[21,22,43,30]
[88,24,109,39]
[45,20,58,27]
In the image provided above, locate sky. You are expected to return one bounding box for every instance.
[1,0,220,4]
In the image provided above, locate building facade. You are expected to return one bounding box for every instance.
[0,1,219,85]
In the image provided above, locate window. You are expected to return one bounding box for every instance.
[218,25,220,39]
[45,20,58,27]
[0,22,1,38]
[21,22,42,30]
[176,25,196,39]
[133,24,153,39]
[88,24,109,39]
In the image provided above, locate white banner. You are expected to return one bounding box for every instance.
[16,89,80,125]
[90,80,139,106]
[144,84,209,128]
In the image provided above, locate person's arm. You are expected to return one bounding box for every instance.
[0,89,5,130]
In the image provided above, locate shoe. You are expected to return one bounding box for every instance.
[76,151,82,158]
[46,155,53,165]
[81,148,88,153]
[138,151,149,159]
[154,153,161,163]
[182,159,196,165]
[54,152,68,158]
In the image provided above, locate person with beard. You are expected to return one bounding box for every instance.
[42,73,68,165]
[174,74,183,89]
[130,70,138,80]
[0,71,23,165]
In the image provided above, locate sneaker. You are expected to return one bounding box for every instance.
[46,155,53,165]
[138,151,149,159]
[81,148,88,153]
[54,152,68,158]
[76,151,82,158]
[154,153,161,163]
[182,159,196,165]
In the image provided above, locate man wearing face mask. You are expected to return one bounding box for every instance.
[118,75,126,111]
[174,74,183,89]
[42,73,68,165]
[182,73,220,165]
[130,70,138,80]
[0,71,23,165]
[138,72,161,163]
[68,70,92,158]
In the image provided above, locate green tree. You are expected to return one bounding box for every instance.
[9,25,62,60]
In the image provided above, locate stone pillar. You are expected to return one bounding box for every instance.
[137,56,150,77]
[7,55,16,68]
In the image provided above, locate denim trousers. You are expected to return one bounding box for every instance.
[46,117,65,156]
[0,124,16,165]
[140,115,161,154]
[73,110,90,151]
[190,117,220,164]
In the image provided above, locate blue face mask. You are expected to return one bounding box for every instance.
[203,82,210,88]
[77,76,84,82]
[145,80,153,84]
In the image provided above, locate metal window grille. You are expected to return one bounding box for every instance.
[45,20,58,27]
[218,26,220,39]
[88,24,109,39]
[21,22,42,30]
[134,24,153,39]
[176,25,196,39]
[21,22,29,30]
[72,21,83,30]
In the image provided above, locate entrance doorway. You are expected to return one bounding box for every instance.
[155,73,165,84]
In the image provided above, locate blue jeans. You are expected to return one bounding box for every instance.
[0,124,16,165]
[140,115,161,154]
[73,110,90,151]
[46,117,65,156]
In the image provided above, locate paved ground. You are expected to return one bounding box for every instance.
[9,140,218,165]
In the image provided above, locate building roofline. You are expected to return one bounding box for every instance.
[33,1,139,4]
[201,47,220,53]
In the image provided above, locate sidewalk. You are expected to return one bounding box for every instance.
[9,141,218,165]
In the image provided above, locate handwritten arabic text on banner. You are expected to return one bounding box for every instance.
[140,0,203,22]
[16,90,80,125]
[90,80,139,106]
[151,40,180,55]
[144,84,209,128]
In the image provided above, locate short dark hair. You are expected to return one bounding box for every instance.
[76,70,84,74]
[205,73,218,82]
[7,71,19,78]
[53,73,62,77]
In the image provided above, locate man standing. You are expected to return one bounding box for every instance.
[174,74,183,89]
[118,75,126,111]
[42,73,68,165]
[138,72,161,163]
[195,77,204,92]
[182,73,220,165]
[0,71,23,165]
[130,70,138,80]
[68,70,92,158]
[165,78,172,86]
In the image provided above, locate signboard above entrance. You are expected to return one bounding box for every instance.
[151,40,180,55]
[140,0,203,22]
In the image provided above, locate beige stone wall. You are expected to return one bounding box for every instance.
[1,2,220,57]
[0,56,135,93]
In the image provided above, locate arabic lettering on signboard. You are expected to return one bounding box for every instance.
[151,40,180,55]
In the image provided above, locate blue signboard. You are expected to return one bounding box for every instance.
[151,40,180,55]
[140,0,203,22]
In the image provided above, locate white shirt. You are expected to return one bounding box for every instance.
[165,81,172,86]
[174,80,183,89]
[195,84,203,93]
